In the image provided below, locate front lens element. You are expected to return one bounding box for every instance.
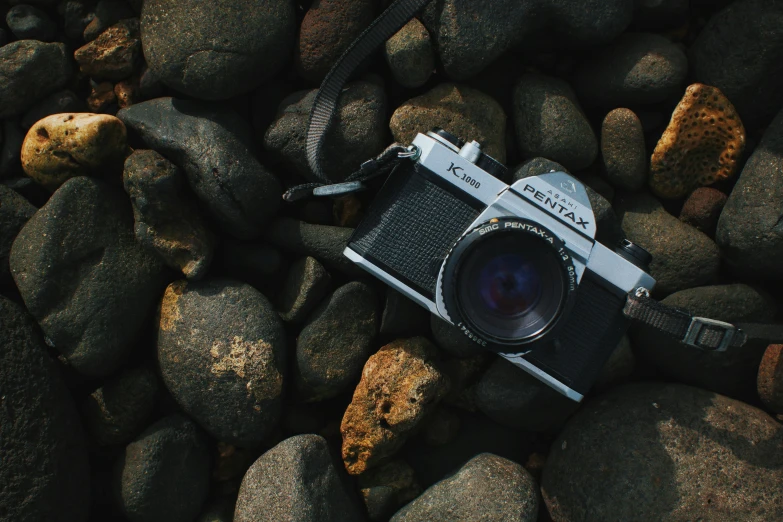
[476,253,542,316]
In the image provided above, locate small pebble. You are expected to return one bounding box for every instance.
[679,187,728,238]
[384,18,433,88]
[601,108,647,191]
[114,79,140,108]
[75,18,141,80]
[87,81,118,112]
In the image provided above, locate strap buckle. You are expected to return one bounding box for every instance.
[683,317,736,352]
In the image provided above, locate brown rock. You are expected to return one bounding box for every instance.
[87,81,117,112]
[758,344,783,413]
[341,337,450,475]
[114,79,139,109]
[679,186,728,237]
[21,113,128,190]
[358,460,422,522]
[74,18,141,80]
[650,83,746,199]
[333,194,363,227]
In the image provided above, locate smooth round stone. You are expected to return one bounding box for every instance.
[601,108,646,191]
[278,256,332,324]
[0,41,72,118]
[384,18,434,88]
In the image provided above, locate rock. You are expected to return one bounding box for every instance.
[574,33,687,107]
[390,83,506,163]
[542,383,783,521]
[679,187,727,238]
[600,108,646,191]
[114,79,139,108]
[123,149,214,279]
[118,97,282,239]
[264,218,361,276]
[21,113,128,191]
[381,288,431,337]
[296,281,378,401]
[689,0,783,130]
[384,18,434,89]
[141,0,296,99]
[0,296,91,522]
[716,108,783,276]
[10,177,168,376]
[633,0,689,30]
[264,82,387,183]
[440,354,490,411]
[649,84,746,199]
[341,337,450,475]
[82,366,158,446]
[594,335,635,389]
[358,460,422,522]
[234,434,364,522]
[421,407,460,446]
[758,344,783,413]
[21,90,87,130]
[0,184,36,282]
[60,0,95,40]
[475,357,579,433]
[1,119,24,177]
[0,41,72,118]
[84,0,136,41]
[217,240,283,291]
[115,414,211,522]
[430,316,484,358]
[616,192,719,296]
[278,256,331,324]
[6,4,57,41]
[581,173,614,202]
[138,63,165,100]
[513,73,597,171]
[156,278,286,447]
[74,18,141,81]
[87,81,118,112]
[296,0,375,83]
[391,453,539,522]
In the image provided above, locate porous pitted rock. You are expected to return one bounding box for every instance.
[87,81,118,112]
[156,278,286,447]
[123,149,214,279]
[0,296,91,522]
[84,0,136,41]
[115,414,211,522]
[391,453,539,522]
[384,18,434,89]
[358,460,422,522]
[594,335,635,389]
[0,184,36,281]
[758,345,783,413]
[264,81,387,183]
[679,187,727,237]
[341,337,450,475]
[10,177,168,376]
[601,108,646,191]
[141,0,296,99]
[82,366,158,446]
[542,383,783,521]
[0,41,72,118]
[689,0,783,130]
[430,316,484,358]
[114,79,140,108]
[616,192,719,296]
[513,73,597,171]
[649,84,745,199]
[381,288,430,337]
[278,256,331,324]
[74,18,141,80]
[390,83,506,163]
[296,281,379,401]
[21,113,128,191]
[295,0,375,83]
[234,434,364,522]
[6,4,57,41]
[264,218,361,276]
[574,33,687,107]
[118,97,282,239]
[21,90,87,130]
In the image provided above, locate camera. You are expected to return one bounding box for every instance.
[344,129,656,401]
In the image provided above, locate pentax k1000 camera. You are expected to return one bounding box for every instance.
[344,129,656,401]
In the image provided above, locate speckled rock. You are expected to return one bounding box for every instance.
[0,184,36,281]
[84,0,136,41]
[296,281,378,401]
[278,256,331,324]
[74,18,141,80]
[264,81,387,183]
[601,108,646,191]
[542,383,783,521]
[141,0,296,99]
[380,288,430,337]
[430,316,484,358]
[384,18,434,88]
[758,345,783,413]
[10,177,168,376]
[392,453,539,522]
[341,337,450,475]
[156,278,286,447]
[0,296,91,522]
[6,4,57,41]
[679,187,727,238]
[21,90,86,130]
[264,218,361,276]
[0,41,72,118]
[390,83,507,163]
[21,113,128,191]
[359,460,422,522]
[115,414,211,522]
[616,192,719,296]
[513,73,597,171]
[234,434,364,522]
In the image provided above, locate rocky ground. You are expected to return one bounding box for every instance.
[1,0,783,521]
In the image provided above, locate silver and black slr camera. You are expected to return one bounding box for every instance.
[344,129,656,401]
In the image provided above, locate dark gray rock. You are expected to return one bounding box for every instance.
[384,18,434,89]
[6,4,57,41]
[358,460,421,522]
[542,383,783,521]
[278,256,331,324]
[431,315,485,358]
[84,0,136,41]
[575,33,688,107]
[118,97,282,239]
[21,90,87,130]
[59,0,96,40]
[264,81,387,183]
[10,177,168,376]
[381,288,430,337]
[633,0,689,30]
[513,73,598,171]
[296,281,378,401]
[0,119,24,178]
[0,184,35,282]
[156,278,286,447]
[391,453,538,522]
[234,434,364,522]
[680,187,727,238]
[0,296,91,522]
[0,41,72,118]
[601,108,646,191]
[141,0,296,99]
[115,414,211,522]
[689,0,783,130]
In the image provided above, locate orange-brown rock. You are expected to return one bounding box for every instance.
[758,344,783,413]
[649,83,745,199]
[340,337,449,475]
